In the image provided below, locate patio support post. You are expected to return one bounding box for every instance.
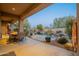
[77,3,79,55]
[18,18,24,41]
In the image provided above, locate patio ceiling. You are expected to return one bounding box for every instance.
[0,3,52,22]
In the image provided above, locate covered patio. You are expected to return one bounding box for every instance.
[0,3,51,43]
[0,3,78,56]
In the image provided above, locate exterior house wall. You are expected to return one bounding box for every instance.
[1,22,8,34]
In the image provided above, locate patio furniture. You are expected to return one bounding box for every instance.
[0,34,9,45]
[9,31,18,43]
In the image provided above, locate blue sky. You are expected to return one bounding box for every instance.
[27,3,76,27]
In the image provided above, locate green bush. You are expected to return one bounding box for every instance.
[57,37,68,44]
[9,36,14,43]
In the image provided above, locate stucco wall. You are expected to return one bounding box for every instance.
[1,22,8,34]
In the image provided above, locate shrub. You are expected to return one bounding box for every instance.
[9,36,14,43]
[57,37,68,44]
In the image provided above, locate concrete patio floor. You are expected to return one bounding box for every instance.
[0,37,74,56]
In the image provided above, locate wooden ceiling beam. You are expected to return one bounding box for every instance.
[0,3,52,22]
[0,11,20,19]
[0,11,20,23]
[20,3,52,19]
[20,3,40,19]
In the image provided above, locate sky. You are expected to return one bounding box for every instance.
[27,3,76,28]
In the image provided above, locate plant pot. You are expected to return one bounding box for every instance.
[30,33,33,36]
[45,36,51,42]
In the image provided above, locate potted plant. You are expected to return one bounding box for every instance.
[45,35,51,42]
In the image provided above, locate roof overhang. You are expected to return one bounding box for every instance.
[0,3,52,22]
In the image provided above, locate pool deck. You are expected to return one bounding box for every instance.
[0,37,74,56]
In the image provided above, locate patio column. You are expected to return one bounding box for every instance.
[77,3,79,55]
[18,18,24,40]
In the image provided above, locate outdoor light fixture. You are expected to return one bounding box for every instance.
[12,8,16,11]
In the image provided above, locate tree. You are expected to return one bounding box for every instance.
[9,19,31,36]
[52,16,75,39]
[23,19,31,35]
[53,17,66,28]
[37,24,44,31]
[65,16,74,39]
